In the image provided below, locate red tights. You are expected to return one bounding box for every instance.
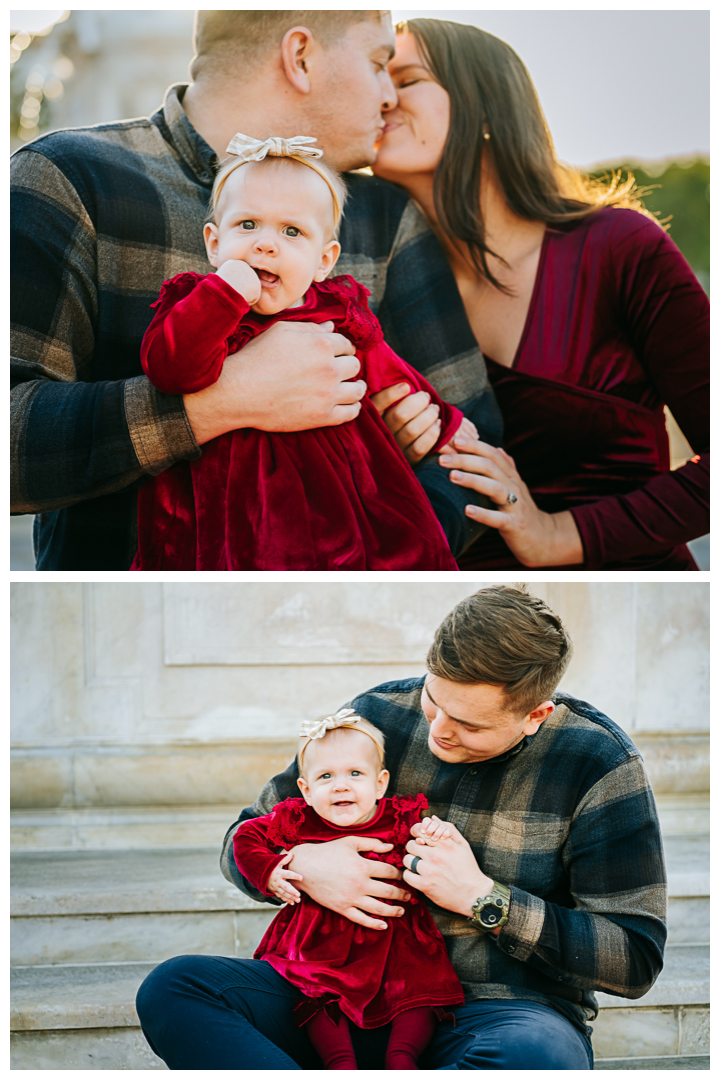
[305,1005,436,1070]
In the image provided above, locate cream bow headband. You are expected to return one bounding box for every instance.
[297,709,385,770]
[225,133,324,165]
[219,132,341,227]
[299,708,360,741]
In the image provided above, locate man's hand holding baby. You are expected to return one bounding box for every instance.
[287,836,411,931]
[404,818,502,933]
[216,259,263,306]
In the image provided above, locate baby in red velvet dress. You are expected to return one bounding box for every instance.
[131,133,477,570]
[233,711,465,1070]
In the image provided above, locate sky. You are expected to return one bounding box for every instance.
[392,10,709,167]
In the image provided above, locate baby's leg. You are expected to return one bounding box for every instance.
[385,1006,437,1069]
[305,1006,357,1069]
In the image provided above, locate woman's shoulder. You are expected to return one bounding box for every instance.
[551,207,692,285]
[561,206,673,254]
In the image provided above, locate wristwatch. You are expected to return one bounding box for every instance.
[470,881,511,932]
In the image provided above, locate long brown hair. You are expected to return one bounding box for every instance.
[404,18,659,291]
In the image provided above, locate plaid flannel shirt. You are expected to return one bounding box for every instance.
[11,84,502,570]
[220,678,667,1035]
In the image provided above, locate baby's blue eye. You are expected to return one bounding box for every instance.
[240,220,256,230]
[284,225,300,237]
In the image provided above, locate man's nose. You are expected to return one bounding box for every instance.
[430,712,454,739]
[379,70,398,112]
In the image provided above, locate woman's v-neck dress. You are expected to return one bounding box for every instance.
[458,208,709,570]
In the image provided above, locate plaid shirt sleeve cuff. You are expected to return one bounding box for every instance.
[497,886,546,961]
[124,375,201,475]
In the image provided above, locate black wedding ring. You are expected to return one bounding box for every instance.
[409,855,422,874]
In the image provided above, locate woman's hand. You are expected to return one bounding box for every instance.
[288,837,411,930]
[437,435,584,567]
[370,382,442,464]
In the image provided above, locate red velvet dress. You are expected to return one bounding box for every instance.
[233,794,465,1028]
[458,208,709,571]
[132,274,461,570]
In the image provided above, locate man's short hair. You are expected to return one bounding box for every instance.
[191,10,385,82]
[427,585,572,717]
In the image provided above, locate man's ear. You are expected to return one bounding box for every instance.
[280,26,316,95]
[314,240,341,282]
[203,222,220,267]
[521,700,555,737]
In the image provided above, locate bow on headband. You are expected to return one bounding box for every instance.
[225,133,324,165]
[299,708,361,741]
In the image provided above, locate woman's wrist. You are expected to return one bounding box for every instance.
[545,511,584,567]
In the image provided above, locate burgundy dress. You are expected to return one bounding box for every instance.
[233,794,465,1028]
[458,208,709,570]
[132,273,461,570]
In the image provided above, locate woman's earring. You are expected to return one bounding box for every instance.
[483,131,491,141]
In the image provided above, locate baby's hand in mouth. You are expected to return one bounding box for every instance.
[216,259,262,304]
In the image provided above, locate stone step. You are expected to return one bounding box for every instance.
[18,838,704,918]
[11,792,709,853]
[11,847,277,967]
[11,835,708,967]
[595,944,708,1009]
[654,793,709,837]
[10,958,708,1067]
[10,732,708,817]
[10,804,239,852]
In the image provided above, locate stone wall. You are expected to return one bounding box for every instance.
[11,582,708,811]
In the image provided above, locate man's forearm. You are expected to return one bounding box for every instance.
[11,374,199,513]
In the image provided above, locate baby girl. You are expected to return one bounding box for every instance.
[233,711,465,1069]
[131,133,476,570]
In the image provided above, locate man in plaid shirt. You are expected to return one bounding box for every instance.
[10,10,501,569]
[137,587,666,1069]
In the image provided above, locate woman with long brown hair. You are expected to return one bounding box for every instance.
[372,18,709,570]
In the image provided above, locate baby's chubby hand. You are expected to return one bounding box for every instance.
[438,416,478,454]
[414,815,464,845]
[267,852,303,905]
[216,259,262,305]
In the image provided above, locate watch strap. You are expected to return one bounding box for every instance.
[470,881,511,931]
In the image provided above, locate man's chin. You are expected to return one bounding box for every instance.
[428,735,466,762]
[333,144,376,174]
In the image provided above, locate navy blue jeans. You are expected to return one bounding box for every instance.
[136,955,593,1070]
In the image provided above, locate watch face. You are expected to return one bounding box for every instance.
[478,902,501,926]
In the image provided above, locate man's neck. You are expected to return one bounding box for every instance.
[183,76,301,162]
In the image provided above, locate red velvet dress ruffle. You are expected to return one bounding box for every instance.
[233,794,465,1028]
[131,273,461,570]
[457,208,709,570]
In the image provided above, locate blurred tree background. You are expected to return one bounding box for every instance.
[591,159,710,294]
